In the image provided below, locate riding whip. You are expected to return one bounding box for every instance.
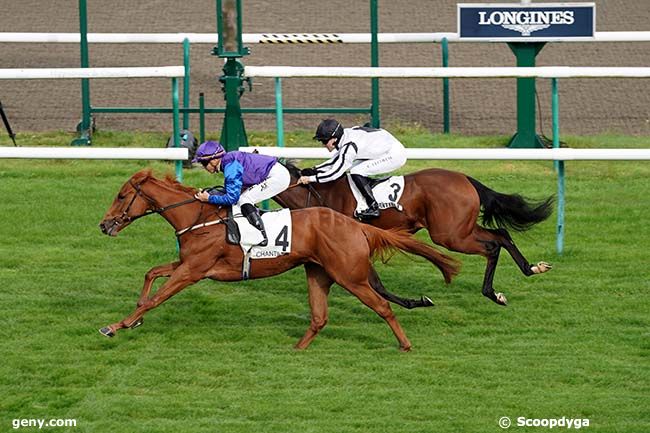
[0,100,17,146]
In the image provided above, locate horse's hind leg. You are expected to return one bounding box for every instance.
[345,281,412,351]
[432,226,508,306]
[295,263,333,350]
[479,235,507,305]
[368,267,434,309]
[450,227,551,306]
[492,228,552,276]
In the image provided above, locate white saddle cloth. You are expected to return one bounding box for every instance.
[232,206,292,259]
[347,174,405,215]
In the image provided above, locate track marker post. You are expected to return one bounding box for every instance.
[214,0,250,151]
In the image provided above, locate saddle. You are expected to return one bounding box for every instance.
[203,186,241,245]
[224,207,241,245]
[346,174,405,214]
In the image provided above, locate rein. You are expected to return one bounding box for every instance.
[286,181,325,207]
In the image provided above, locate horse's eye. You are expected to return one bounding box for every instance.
[118,194,125,201]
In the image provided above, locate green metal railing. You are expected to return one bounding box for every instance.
[74,0,383,147]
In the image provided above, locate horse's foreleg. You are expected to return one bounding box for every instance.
[138,261,181,307]
[295,264,333,350]
[100,264,200,338]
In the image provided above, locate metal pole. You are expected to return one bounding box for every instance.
[182,38,190,130]
[552,78,564,254]
[442,37,450,133]
[172,77,182,182]
[199,92,206,143]
[370,0,380,127]
[274,77,284,147]
[74,0,92,146]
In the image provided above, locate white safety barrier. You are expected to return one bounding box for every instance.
[0,147,188,160]
[244,66,650,79]
[239,147,650,161]
[0,66,185,80]
[1,32,649,44]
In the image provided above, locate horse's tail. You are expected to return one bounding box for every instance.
[361,226,460,284]
[467,176,554,232]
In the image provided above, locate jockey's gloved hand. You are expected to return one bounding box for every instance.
[300,167,317,176]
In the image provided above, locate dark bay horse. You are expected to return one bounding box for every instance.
[276,163,554,306]
[98,169,460,351]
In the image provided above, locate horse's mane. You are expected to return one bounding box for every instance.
[162,173,197,194]
[280,160,301,179]
[130,168,196,194]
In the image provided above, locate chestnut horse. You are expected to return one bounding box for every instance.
[98,170,460,351]
[276,162,554,306]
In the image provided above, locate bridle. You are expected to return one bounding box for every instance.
[125,179,232,237]
[120,179,197,223]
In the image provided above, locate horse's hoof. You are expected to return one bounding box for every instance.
[99,327,115,338]
[531,261,552,274]
[129,318,144,329]
[421,296,435,307]
[495,292,508,306]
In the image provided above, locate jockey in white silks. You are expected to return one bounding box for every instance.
[297,118,407,220]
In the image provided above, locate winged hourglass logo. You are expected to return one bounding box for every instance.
[502,23,551,36]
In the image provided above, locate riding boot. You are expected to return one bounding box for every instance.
[350,174,380,220]
[241,203,268,246]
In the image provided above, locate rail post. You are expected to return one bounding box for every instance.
[442,37,450,133]
[552,77,564,253]
[182,38,191,130]
[71,0,92,146]
[507,42,546,148]
[370,0,380,128]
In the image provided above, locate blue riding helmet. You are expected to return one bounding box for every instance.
[192,140,226,163]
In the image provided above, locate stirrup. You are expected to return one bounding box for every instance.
[258,230,268,247]
[355,204,380,220]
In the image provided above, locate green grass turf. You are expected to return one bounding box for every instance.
[0,130,648,432]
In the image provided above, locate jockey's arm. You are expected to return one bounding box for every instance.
[208,161,243,205]
[308,142,358,183]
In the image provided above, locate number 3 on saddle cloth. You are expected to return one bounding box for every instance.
[230,205,292,279]
[346,174,405,216]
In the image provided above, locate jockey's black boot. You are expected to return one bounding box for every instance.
[351,174,380,220]
[241,203,268,246]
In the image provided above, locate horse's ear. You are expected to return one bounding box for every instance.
[132,168,153,184]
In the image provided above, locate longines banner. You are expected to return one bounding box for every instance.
[458,3,596,41]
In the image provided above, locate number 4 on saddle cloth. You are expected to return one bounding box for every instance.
[346,174,405,217]
[230,205,293,279]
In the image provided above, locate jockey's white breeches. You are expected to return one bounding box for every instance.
[348,140,407,176]
[238,162,291,206]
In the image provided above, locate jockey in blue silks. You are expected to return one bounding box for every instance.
[193,141,290,246]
